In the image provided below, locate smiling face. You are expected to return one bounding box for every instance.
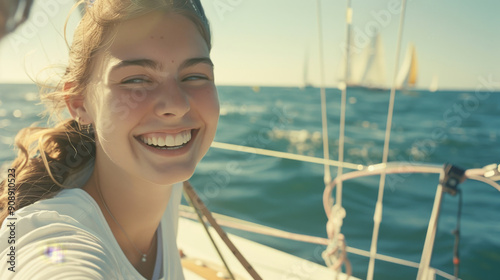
[80,12,219,185]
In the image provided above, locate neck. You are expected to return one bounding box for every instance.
[83,155,173,270]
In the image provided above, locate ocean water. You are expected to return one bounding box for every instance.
[1,84,499,279]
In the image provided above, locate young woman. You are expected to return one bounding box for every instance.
[0,0,218,279]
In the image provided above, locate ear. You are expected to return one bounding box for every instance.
[64,82,92,124]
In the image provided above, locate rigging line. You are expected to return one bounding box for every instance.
[316,0,332,185]
[179,207,330,245]
[366,0,409,279]
[183,181,263,280]
[336,0,353,209]
[182,189,236,280]
[210,141,365,170]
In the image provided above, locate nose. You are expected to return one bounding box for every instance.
[154,79,190,118]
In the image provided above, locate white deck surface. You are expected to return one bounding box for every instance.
[178,217,358,280]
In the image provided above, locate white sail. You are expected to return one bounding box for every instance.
[359,34,387,88]
[347,33,387,90]
[429,75,439,92]
[397,43,418,89]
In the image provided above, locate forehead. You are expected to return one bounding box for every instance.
[107,12,208,60]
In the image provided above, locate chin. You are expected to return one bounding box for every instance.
[146,164,197,186]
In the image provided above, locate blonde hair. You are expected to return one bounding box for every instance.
[0,0,211,224]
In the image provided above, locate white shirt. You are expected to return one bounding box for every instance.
[0,183,185,280]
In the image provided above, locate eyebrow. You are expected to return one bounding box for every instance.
[110,59,161,72]
[179,57,214,69]
[110,57,214,72]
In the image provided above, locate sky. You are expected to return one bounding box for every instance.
[0,0,499,90]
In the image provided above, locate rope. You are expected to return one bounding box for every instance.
[179,205,330,245]
[366,1,409,279]
[337,0,352,210]
[210,141,364,170]
[315,0,332,185]
[182,188,236,280]
[183,181,263,280]
[314,0,353,276]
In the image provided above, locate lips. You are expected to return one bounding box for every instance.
[137,130,192,150]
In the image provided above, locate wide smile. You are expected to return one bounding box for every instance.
[139,130,192,149]
[135,129,198,155]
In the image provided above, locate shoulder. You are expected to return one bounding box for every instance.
[0,222,116,279]
[2,188,103,234]
[0,189,124,279]
[0,188,108,248]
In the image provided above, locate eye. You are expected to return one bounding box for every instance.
[120,76,153,84]
[182,75,209,82]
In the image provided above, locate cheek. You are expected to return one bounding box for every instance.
[195,88,220,123]
[87,98,121,137]
[97,90,151,125]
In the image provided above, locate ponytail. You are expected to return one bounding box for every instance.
[0,119,95,225]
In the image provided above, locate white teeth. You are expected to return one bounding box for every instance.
[174,134,184,146]
[140,130,192,148]
[157,137,165,146]
[165,135,175,146]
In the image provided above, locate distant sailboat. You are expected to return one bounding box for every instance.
[396,43,418,90]
[346,33,387,91]
[301,50,313,89]
[429,75,439,92]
